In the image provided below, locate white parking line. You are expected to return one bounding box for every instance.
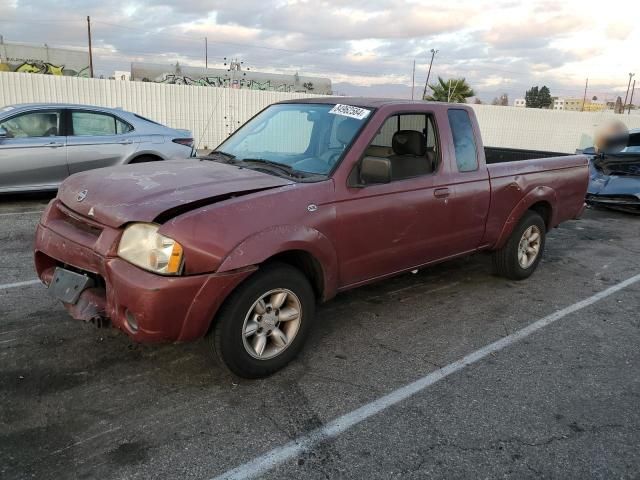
[212,272,640,480]
[0,210,44,217]
[0,279,41,290]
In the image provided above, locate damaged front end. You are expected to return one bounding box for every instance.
[585,128,640,214]
[586,151,640,214]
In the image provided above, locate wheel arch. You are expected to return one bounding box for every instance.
[494,187,556,249]
[127,153,164,164]
[217,225,339,302]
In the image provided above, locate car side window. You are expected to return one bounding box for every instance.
[116,118,133,134]
[72,111,125,136]
[360,113,440,183]
[448,109,478,172]
[0,111,61,138]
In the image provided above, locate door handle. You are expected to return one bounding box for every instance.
[434,187,450,199]
[120,139,134,145]
[46,142,65,148]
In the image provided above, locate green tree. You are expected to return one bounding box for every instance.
[525,86,540,108]
[425,77,475,103]
[525,85,553,108]
[538,86,552,108]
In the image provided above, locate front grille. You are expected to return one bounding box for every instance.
[56,203,103,237]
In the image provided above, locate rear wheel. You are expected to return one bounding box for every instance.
[209,263,315,378]
[492,210,546,280]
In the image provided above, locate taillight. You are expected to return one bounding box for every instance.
[173,138,194,148]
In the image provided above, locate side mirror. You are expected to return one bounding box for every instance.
[0,127,8,138]
[360,156,391,185]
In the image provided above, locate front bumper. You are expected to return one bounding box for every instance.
[585,194,640,214]
[34,200,254,343]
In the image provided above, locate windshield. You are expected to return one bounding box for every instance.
[214,103,370,176]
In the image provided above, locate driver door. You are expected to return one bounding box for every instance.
[0,108,68,191]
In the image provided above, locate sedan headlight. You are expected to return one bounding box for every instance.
[117,223,184,275]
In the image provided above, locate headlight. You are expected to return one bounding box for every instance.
[117,223,184,275]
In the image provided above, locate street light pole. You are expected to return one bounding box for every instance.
[623,72,634,112]
[205,37,208,69]
[581,78,588,112]
[422,49,438,100]
[411,59,415,100]
[86,16,94,78]
[628,79,636,115]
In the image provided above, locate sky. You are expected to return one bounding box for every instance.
[0,0,638,102]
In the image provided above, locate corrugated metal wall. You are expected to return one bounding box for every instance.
[3,72,640,153]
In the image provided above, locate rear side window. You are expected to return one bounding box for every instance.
[72,111,132,136]
[448,109,478,172]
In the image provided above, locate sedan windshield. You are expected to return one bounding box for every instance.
[214,103,370,176]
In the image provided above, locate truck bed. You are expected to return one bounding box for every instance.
[483,152,589,245]
[485,147,569,164]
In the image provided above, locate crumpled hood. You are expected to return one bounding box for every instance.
[588,158,640,197]
[58,160,293,227]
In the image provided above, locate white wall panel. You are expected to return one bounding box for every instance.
[3,72,640,153]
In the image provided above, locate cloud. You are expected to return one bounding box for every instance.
[0,0,636,104]
[605,22,633,41]
[483,14,589,50]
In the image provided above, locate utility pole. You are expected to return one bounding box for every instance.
[628,79,636,114]
[422,49,438,100]
[86,16,94,78]
[623,72,634,112]
[205,37,208,69]
[581,78,588,112]
[411,60,415,100]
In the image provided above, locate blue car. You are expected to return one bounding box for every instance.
[585,129,640,213]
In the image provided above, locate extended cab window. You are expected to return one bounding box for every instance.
[448,109,478,172]
[71,111,132,136]
[0,111,61,138]
[361,113,439,182]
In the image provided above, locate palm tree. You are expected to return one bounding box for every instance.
[424,77,475,103]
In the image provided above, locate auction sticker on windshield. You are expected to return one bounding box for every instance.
[329,104,371,120]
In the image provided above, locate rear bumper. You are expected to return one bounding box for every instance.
[34,206,254,343]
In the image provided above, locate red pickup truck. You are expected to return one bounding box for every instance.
[34,98,588,377]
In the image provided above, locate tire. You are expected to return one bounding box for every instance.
[492,210,546,280]
[209,262,316,378]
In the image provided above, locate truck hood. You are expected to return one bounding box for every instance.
[58,160,294,227]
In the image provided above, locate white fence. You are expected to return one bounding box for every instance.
[469,104,640,153]
[0,72,311,149]
[2,72,640,153]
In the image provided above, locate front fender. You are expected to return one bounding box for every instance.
[494,186,557,249]
[217,225,339,301]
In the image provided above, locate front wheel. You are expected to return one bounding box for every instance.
[492,210,546,280]
[209,263,315,378]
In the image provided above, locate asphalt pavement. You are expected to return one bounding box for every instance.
[1,195,639,480]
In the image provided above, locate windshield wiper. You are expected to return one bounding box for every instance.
[201,150,236,162]
[233,158,306,178]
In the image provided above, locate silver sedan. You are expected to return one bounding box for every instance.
[0,103,195,193]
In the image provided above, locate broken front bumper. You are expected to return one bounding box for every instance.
[34,200,254,343]
[585,194,640,214]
